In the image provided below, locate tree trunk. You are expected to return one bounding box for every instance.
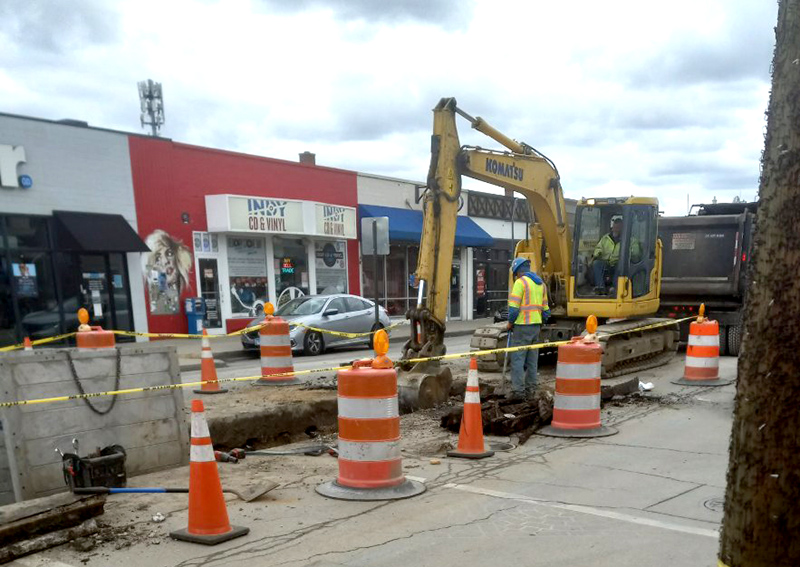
[718,1,800,565]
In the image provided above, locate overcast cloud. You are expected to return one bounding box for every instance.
[0,0,778,214]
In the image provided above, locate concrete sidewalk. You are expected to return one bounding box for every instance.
[25,355,737,567]
[167,317,495,371]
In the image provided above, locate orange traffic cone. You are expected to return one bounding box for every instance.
[23,337,33,351]
[448,357,494,459]
[170,399,249,545]
[194,329,227,394]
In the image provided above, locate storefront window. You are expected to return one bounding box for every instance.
[12,250,59,340]
[362,255,385,307]
[385,245,406,316]
[0,257,16,346]
[227,236,268,318]
[6,215,49,249]
[273,237,309,308]
[315,240,347,295]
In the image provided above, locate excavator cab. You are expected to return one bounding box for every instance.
[569,197,661,317]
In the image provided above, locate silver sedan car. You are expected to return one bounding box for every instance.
[241,294,392,356]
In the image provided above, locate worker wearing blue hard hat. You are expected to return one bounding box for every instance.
[506,257,550,401]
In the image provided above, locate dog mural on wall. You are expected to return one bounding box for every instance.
[142,230,192,315]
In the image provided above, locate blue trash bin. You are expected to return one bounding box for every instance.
[185,297,206,334]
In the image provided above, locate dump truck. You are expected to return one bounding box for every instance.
[656,201,757,355]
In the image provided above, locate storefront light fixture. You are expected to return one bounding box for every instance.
[181,212,190,224]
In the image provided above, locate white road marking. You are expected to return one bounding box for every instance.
[405,475,427,483]
[444,482,720,539]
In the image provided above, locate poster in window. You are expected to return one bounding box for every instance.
[141,230,193,315]
[12,263,38,298]
[315,241,347,294]
[228,237,268,317]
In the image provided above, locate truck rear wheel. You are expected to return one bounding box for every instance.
[718,326,728,356]
[727,324,742,356]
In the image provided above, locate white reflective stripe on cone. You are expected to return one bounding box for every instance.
[554,394,601,411]
[465,391,481,404]
[556,362,602,380]
[338,440,401,461]
[259,334,291,346]
[191,413,211,438]
[466,369,479,388]
[261,356,295,368]
[338,396,399,419]
[687,335,719,347]
[202,337,210,349]
[685,356,719,368]
[190,443,216,463]
[201,350,213,359]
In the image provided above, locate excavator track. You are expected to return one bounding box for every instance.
[469,318,679,378]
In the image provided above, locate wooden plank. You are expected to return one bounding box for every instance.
[0,517,101,561]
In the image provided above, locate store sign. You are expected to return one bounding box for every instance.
[0,144,32,189]
[315,203,357,239]
[221,196,304,234]
[206,195,356,239]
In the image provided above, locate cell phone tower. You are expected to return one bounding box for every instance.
[138,79,165,136]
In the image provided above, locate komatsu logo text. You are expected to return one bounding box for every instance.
[485,158,523,181]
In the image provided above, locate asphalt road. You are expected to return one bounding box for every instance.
[181,333,476,387]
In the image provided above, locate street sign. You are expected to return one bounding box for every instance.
[361,217,389,256]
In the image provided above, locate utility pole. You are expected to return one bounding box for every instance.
[138,79,165,137]
[718,1,800,565]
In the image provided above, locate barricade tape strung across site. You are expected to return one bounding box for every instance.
[0,319,408,351]
[0,332,78,352]
[0,316,695,408]
[290,319,407,339]
[0,364,354,408]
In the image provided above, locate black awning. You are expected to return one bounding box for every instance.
[53,211,150,253]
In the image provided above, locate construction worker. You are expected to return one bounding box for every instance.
[592,215,642,293]
[506,257,550,401]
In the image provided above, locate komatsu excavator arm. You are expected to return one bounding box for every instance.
[403,97,572,364]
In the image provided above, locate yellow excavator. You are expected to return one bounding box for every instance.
[399,98,677,406]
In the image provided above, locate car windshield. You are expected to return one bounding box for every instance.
[276,296,328,316]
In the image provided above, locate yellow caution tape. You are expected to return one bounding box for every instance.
[291,320,406,339]
[0,364,354,409]
[0,332,78,352]
[717,561,729,567]
[0,315,694,406]
[112,322,267,340]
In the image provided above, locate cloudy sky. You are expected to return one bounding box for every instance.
[0,0,778,214]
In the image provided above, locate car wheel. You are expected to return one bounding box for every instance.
[367,323,385,349]
[304,331,324,356]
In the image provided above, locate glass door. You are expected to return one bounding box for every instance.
[199,258,222,329]
[79,254,111,329]
[449,258,461,320]
[108,253,133,333]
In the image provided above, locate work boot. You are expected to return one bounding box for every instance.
[506,391,525,402]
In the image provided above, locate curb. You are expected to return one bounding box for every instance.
[179,359,230,373]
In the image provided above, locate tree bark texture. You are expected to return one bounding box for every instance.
[718,1,800,565]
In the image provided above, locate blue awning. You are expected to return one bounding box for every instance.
[359,204,494,247]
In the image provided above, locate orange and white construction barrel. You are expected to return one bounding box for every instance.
[539,316,617,438]
[255,303,299,386]
[317,330,425,501]
[672,306,733,387]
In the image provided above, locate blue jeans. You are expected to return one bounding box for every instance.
[592,259,615,288]
[509,324,541,396]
